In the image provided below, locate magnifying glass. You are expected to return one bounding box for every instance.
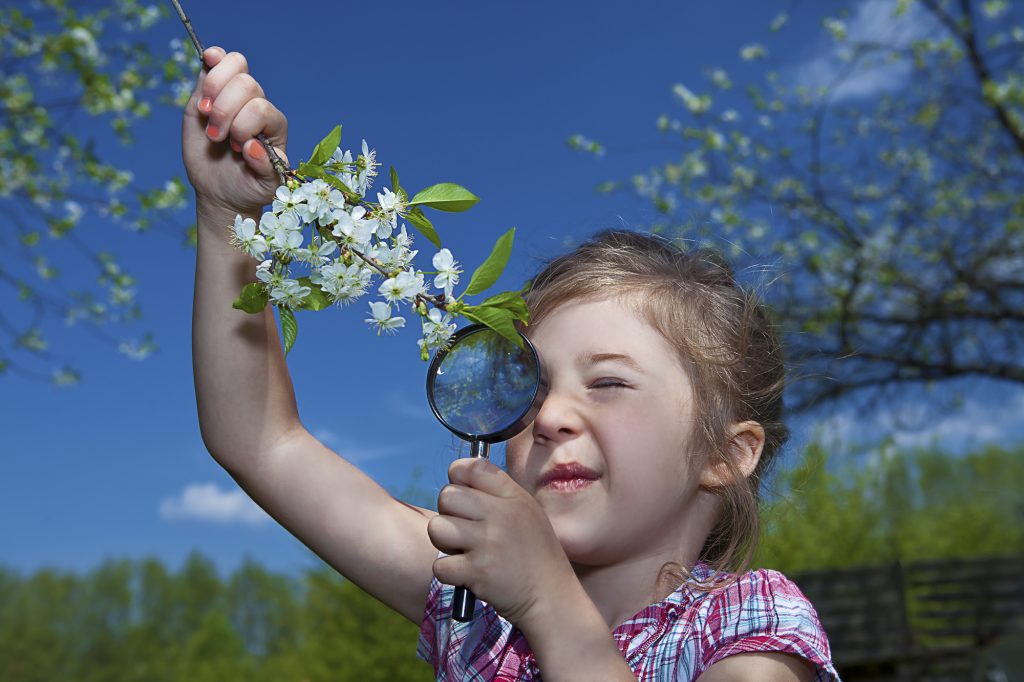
[426,324,546,622]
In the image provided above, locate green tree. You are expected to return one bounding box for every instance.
[595,0,1024,410]
[0,568,78,682]
[756,442,1024,574]
[301,566,433,682]
[0,0,192,386]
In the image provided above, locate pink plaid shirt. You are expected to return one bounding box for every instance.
[417,561,840,681]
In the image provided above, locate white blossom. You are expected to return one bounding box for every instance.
[271,228,304,259]
[233,214,268,259]
[273,185,306,214]
[379,269,425,304]
[300,179,344,224]
[356,139,379,193]
[376,187,405,235]
[270,279,311,308]
[331,204,377,249]
[259,209,300,237]
[320,262,372,306]
[295,237,338,266]
[366,301,405,334]
[255,259,276,285]
[421,307,456,348]
[431,248,461,296]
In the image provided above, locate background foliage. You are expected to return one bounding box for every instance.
[3,442,1020,679]
[0,0,191,385]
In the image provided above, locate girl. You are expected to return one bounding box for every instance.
[184,46,839,681]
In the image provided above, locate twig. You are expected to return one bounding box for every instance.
[168,0,291,186]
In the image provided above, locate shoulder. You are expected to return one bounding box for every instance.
[689,567,840,682]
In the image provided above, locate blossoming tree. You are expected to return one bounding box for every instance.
[586,0,1024,411]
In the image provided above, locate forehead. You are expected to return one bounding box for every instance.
[526,297,687,376]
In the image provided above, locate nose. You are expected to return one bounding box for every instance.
[529,386,583,444]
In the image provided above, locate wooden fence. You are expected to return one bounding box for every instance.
[792,556,1024,681]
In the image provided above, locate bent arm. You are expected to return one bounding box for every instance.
[186,47,438,624]
[192,200,438,623]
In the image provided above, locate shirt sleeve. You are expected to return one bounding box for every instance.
[697,569,841,682]
[416,571,452,672]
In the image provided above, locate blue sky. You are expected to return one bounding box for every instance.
[4,0,1022,577]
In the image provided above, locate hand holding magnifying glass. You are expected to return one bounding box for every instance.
[426,324,546,622]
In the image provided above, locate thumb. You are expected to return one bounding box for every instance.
[242,138,289,183]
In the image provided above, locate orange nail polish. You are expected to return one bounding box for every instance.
[230,140,242,153]
[206,124,220,139]
[199,97,212,113]
[248,142,266,160]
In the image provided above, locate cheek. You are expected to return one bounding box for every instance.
[503,430,530,479]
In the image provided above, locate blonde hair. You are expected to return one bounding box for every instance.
[522,230,788,584]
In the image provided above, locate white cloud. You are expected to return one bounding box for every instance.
[159,483,271,526]
[789,0,939,101]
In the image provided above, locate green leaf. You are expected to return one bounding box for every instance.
[299,163,353,194]
[461,304,524,349]
[232,283,268,314]
[409,183,480,212]
[296,277,330,311]
[480,290,530,324]
[405,207,441,248]
[308,124,342,166]
[280,307,298,357]
[322,173,352,194]
[390,166,408,203]
[465,228,515,296]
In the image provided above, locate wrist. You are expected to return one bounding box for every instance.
[195,193,260,225]
[517,579,635,681]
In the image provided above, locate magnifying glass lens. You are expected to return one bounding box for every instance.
[429,327,542,441]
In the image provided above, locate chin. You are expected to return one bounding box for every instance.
[550,521,613,566]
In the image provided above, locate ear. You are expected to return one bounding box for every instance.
[699,421,766,488]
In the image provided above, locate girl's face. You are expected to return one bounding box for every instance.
[505,297,716,568]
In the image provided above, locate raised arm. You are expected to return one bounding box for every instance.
[183,47,438,623]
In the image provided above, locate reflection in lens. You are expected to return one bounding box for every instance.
[431,328,539,437]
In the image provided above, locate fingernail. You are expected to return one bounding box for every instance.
[248,142,266,160]
[230,140,242,153]
[199,97,212,114]
[206,124,220,139]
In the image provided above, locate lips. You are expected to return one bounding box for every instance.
[538,462,600,489]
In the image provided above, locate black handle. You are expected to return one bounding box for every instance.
[452,586,476,622]
[449,440,489,623]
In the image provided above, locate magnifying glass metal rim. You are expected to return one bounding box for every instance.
[425,323,546,444]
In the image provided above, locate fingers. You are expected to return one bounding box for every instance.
[432,553,472,589]
[191,47,288,178]
[205,73,262,142]
[437,483,486,520]
[232,99,289,176]
[201,49,248,106]
[188,46,226,113]
[427,514,478,555]
[448,457,516,497]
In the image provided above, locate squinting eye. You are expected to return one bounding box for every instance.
[590,379,627,390]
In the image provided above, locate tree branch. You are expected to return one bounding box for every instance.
[167,0,291,186]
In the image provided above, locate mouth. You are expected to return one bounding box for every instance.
[538,462,600,492]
